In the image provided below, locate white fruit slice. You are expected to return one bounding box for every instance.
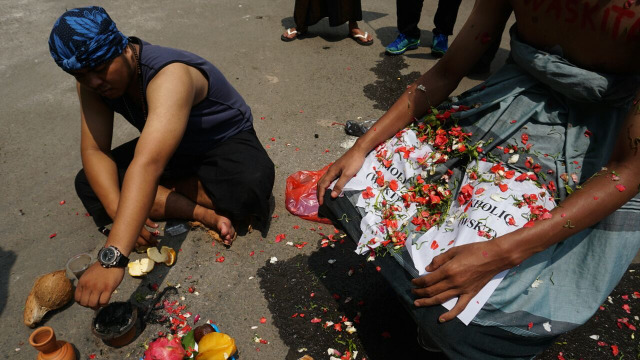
[147,247,168,263]
[128,258,155,277]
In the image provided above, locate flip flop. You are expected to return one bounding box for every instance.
[350,31,373,46]
[281,28,299,42]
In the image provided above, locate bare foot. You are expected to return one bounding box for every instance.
[281,27,306,41]
[348,21,373,45]
[194,206,236,245]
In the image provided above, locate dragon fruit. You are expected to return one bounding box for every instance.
[144,336,186,360]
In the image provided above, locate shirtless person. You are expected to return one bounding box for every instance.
[49,7,274,308]
[319,0,640,357]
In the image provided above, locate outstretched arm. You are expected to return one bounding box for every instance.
[318,0,513,203]
[75,63,206,308]
[412,93,640,322]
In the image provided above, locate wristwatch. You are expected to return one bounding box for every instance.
[97,246,130,268]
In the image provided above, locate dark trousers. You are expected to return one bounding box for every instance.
[75,128,275,230]
[397,0,462,39]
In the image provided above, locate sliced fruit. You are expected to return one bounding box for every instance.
[196,332,236,360]
[147,247,168,263]
[128,258,155,277]
[162,246,177,266]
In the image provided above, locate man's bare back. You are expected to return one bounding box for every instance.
[509,0,640,74]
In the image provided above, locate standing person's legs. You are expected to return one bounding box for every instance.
[432,0,462,36]
[397,0,424,39]
[386,0,423,54]
[430,0,462,57]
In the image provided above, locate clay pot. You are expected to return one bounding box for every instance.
[29,326,76,360]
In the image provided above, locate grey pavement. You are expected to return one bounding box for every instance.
[0,1,636,359]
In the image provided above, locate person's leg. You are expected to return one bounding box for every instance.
[282,0,310,41]
[432,0,462,36]
[397,0,424,38]
[348,21,373,44]
[196,128,275,234]
[75,137,235,242]
[149,179,236,244]
[386,0,423,54]
[430,0,462,57]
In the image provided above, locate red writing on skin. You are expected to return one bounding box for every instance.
[565,0,579,23]
[545,0,562,20]
[582,1,599,30]
[611,5,635,38]
[525,0,640,41]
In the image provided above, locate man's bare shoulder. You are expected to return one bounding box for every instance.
[509,0,640,74]
[147,63,208,105]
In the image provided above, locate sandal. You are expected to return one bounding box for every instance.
[349,31,373,46]
[281,28,300,42]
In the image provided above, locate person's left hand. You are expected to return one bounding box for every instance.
[411,240,512,322]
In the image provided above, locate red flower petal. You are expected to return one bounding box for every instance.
[260,316,267,324]
[616,184,626,192]
[611,345,619,356]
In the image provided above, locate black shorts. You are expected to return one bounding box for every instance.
[75,128,275,230]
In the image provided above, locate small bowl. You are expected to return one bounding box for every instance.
[65,253,93,281]
[92,302,139,347]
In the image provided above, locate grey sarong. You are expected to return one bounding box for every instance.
[322,26,640,358]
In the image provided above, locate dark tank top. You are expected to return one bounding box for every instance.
[104,37,253,155]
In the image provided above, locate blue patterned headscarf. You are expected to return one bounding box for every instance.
[48,6,129,72]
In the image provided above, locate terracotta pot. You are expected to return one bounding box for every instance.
[29,326,76,360]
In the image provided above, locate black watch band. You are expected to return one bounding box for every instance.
[115,252,130,267]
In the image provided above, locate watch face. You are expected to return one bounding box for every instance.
[99,247,116,264]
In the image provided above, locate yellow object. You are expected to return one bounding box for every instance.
[163,247,177,266]
[127,258,155,276]
[196,332,237,360]
[147,246,177,266]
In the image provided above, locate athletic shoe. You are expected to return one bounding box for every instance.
[385,33,420,55]
[431,34,449,58]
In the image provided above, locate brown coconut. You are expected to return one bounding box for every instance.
[23,270,73,327]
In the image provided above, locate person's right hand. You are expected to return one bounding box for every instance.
[317,147,367,205]
[136,218,159,247]
[75,262,124,308]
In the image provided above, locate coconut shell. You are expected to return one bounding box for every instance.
[23,270,73,327]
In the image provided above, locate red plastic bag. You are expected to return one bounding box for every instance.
[285,164,333,224]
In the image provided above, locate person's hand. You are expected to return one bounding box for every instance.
[411,240,512,322]
[136,218,159,247]
[75,262,125,308]
[317,147,367,205]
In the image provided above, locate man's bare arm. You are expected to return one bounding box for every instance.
[78,83,121,218]
[318,0,513,202]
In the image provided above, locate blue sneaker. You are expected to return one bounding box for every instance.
[385,33,420,55]
[431,34,448,58]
